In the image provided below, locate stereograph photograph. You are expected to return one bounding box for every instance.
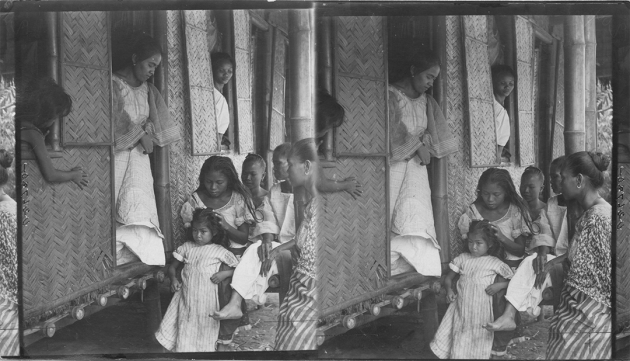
[0,0,628,359]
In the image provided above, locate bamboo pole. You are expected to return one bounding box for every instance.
[151,10,174,253]
[430,15,450,266]
[564,15,586,154]
[262,22,273,189]
[584,15,597,152]
[288,10,314,226]
[45,12,61,151]
[318,16,334,161]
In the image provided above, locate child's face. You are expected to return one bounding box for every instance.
[241,161,265,191]
[520,174,543,203]
[468,232,490,258]
[191,221,215,245]
[203,170,229,198]
[493,72,515,98]
[480,182,507,210]
[272,154,289,181]
[550,164,562,194]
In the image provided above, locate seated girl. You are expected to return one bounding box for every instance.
[430,220,513,359]
[17,77,88,189]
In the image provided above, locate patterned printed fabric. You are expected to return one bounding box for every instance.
[294,196,319,279]
[180,191,255,249]
[430,253,514,359]
[0,205,17,304]
[546,285,611,359]
[274,271,317,351]
[155,242,239,352]
[565,203,611,307]
[0,297,19,357]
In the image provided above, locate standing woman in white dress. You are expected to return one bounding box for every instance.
[112,34,181,265]
[387,48,458,276]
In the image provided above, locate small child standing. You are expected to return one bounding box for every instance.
[430,220,514,359]
[155,208,239,352]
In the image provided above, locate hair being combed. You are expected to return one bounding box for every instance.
[191,208,228,248]
[466,220,506,261]
[196,156,259,222]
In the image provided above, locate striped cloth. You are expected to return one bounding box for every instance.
[0,297,19,356]
[430,253,513,359]
[274,271,317,351]
[546,285,611,359]
[155,242,239,352]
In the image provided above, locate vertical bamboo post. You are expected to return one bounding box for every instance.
[151,10,174,253]
[430,16,450,266]
[584,15,597,152]
[262,23,274,189]
[544,37,559,199]
[288,9,315,226]
[46,12,61,151]
[318,16,334,161]
[564,16,586,154]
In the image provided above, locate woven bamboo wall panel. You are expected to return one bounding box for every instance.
[167,10,207,247]
[335,16,385,79]
[335,77,387,154]
[462,16,498,167]
[61,12,109,68]
[183,10,219,155]
[617,164,630,330]
[318,157,388,310]
[62,66,112,144]
[234,10,254,154]
[22,148,113,316]
[269,29,287,151]
[60,12,112,145]
[515,17,535,166]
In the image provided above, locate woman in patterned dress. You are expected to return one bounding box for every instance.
[112,34,180,266]
[545,151,612,359]
[0,149,18,356]
[387,48,457,276]
[270,138,320,350]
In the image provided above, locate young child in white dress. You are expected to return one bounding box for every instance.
[430,220,514,359]
[155,208,239,352]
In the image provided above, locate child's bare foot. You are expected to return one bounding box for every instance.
[210,303,243,320]
[483,314,517,331]
[542,287,554,301]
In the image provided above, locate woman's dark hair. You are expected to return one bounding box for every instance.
[491,64,516,81]
[562,151,610,189]
[211,52,235,73]
[0,149,13,187]
[191,208,228,248]
[522,166,545,184]
[113,32,162,71]
[244,153,266,171]
[466,220,506,260]
[273,143,292,160]
[16,77,72,129]
[196,156,258,222]
[390,46,441,83]
[476,168,535,234]
[316,89,345,133]
[290,138,319,164]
